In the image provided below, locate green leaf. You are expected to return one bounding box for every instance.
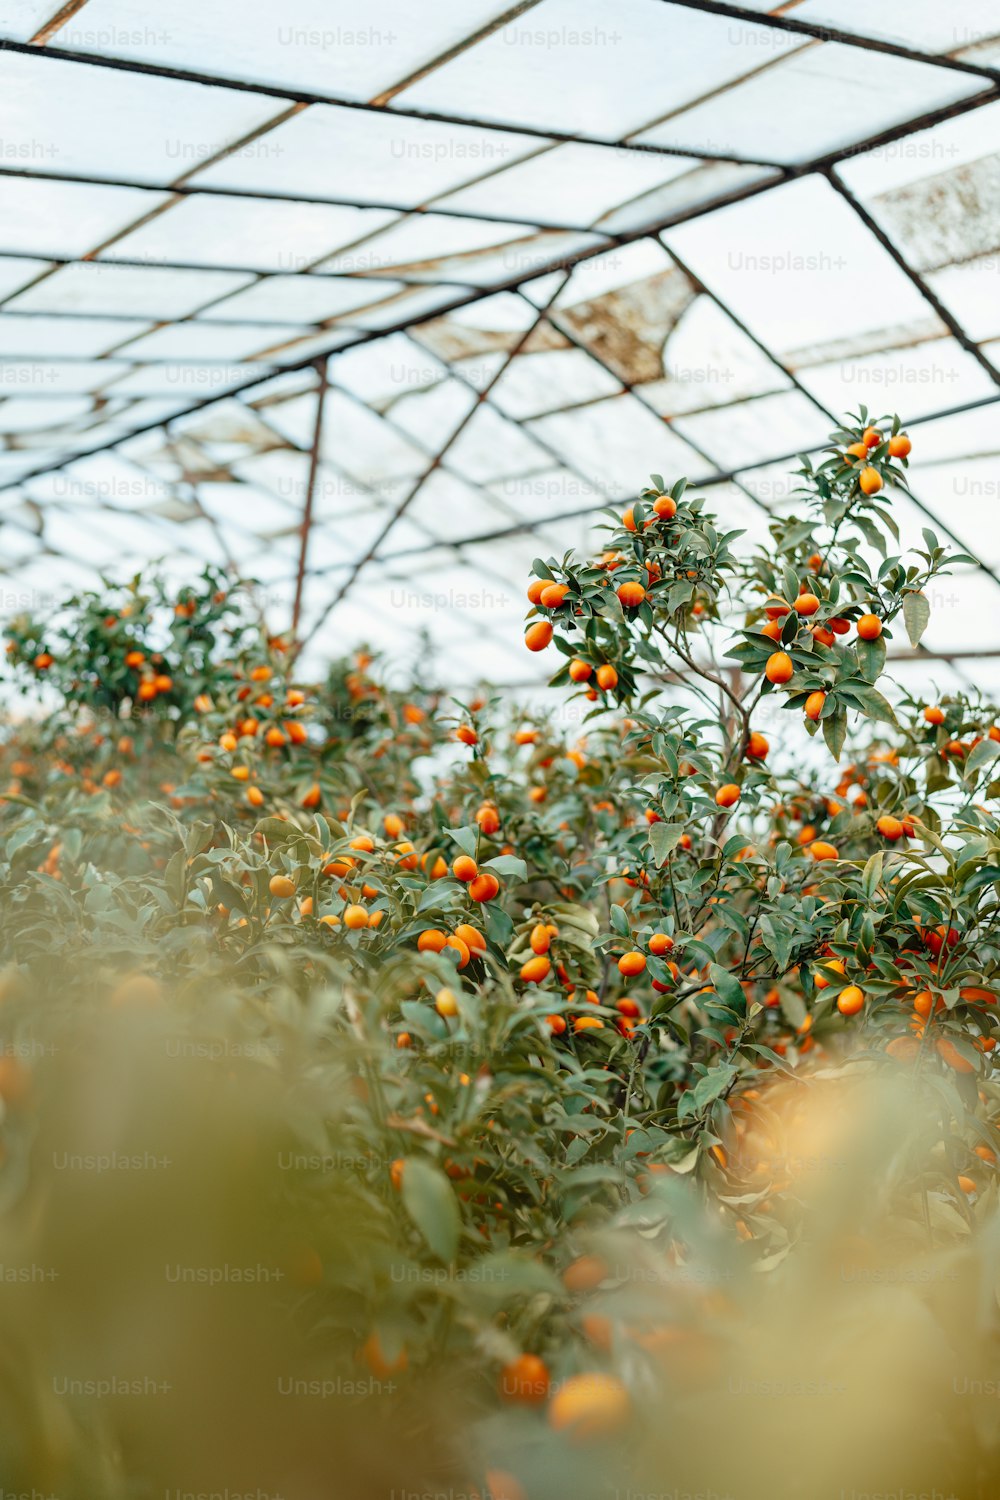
[708,962,747,1013]
[855,634,887,683]
[483,854,527,879]
[648,822,685,867]
[610,904,631,937]
[965,740,1000,779]
[447,825,479,858]
[844,682,898,728]
[400,1159,461,1264]
[823,708,847,762]
[901,591,930,648]
[862,851,883,901]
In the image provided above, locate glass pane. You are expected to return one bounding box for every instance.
[0,48,284,186]
[0,177,171,259]
[0,256,53,299]
[793,0,1000,54]
[0,313,152,357]
[194,103,544,208]
[48,0,515,102]
[443,404,551,483]
[310,211,535,274]
[206,275,406,324]
[642,292,791,417]
[491,344,622,418]
[665,176,933,360]
[6,262,255,318]
[672,390,830,470]
[528,393,709,499]
[0,359,131,395]
[636,43,984,164]
[103,195,399,272]
[399,0,807,139]
[439,142,695,226]
[797,337,996,423]
[0,0,60,40]
[115,321,308,362]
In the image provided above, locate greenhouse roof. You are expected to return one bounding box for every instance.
[0,0,999,688]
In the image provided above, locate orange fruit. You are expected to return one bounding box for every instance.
[343,904,369,930]
[846,441,868,459]
[470,872,500,902]
[475,803,500,835]
[715,784,740,808]
[765,652,793,685]
[453,855,478,883]
[540,583,570,609]
[618,951,646,977]
[349,834,374,853]
[569,659,593,683]
[856,613,883,641]
[361,1332,408,1379]
[417,929,447,953]
[649,933,673,956]
[527,579,547,605]
[484,1472,526,1500]
[499,1353,550,1406]
[446,935,471,969]
[862,426,882,449]
[574,1016,604,1032]
[268,874,295,899]
[746,731,769,760]
[456,725,478,747]
[530,923,551,955]
[809,841,838,861]
[596,664,618,692]
[876,815,903,841]
[859,467,883,495]
[435,987,459,1017]
[246,786,264,808]
[804,691,826,721]
[454,922,486,953]
[837,985,865,1017]
[794,593,820,616]
[546,1014,567,1036]
[936,1037,975,1074]
[563,1255,609,1293]
[653,494,676,519]
[814,957,845,989]
[521,954,552,984]
[888,433,911,458]
[617,581,646,608]
[548,1373,630,1441]
[923,705,944,725]
[525,621,554,652]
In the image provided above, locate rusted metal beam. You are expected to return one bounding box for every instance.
[291,359,329,638]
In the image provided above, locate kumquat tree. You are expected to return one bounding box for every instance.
[3,412,1000,1500]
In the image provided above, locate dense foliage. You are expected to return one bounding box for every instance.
[2,412,1000,1498]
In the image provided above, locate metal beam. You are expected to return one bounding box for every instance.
[825,168,1000,387]
[291,359,328,637]
[657,0,1000,83]
[0,35,785,170]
